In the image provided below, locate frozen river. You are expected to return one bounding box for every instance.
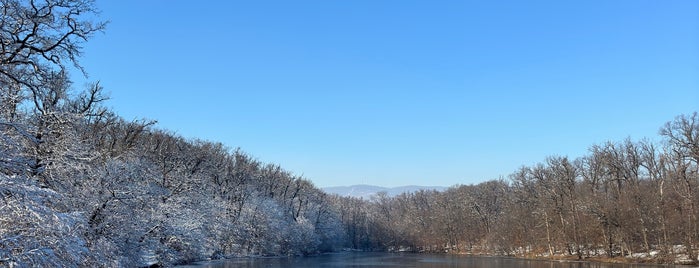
[182,252,680,268]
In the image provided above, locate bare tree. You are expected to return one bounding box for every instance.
[661,113,699,164]
[0,0,106,89]
[660,113,699,260]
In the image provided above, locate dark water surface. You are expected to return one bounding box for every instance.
[182,252,681,268]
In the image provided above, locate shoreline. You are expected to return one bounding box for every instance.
[450,251,694,266]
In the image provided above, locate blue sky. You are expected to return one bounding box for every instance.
[74,1,698,187]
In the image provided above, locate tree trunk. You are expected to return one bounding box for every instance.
[544,212,554,257]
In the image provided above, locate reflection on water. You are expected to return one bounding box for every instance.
[183,252,679,268]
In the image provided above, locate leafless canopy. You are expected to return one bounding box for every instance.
[0,0,106,91]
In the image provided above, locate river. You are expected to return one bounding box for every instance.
[181,252,681,268]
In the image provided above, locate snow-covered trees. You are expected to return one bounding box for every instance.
[0,176,91,267]
[0,0,108,186]
[0,1,347,266]
[2,106,348,267]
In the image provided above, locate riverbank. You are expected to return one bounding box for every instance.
[456,251,696,266]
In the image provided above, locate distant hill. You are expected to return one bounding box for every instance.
[322,184,447,199]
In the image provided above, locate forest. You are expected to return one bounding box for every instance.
[334,122,699,265]
[1,0,698,267]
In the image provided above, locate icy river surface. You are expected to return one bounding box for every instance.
[182,252,679,268]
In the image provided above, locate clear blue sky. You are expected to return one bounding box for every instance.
[74,1,699,187]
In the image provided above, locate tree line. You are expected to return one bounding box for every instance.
[333,113,699,264]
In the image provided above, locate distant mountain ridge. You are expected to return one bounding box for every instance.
[322,184,447,199]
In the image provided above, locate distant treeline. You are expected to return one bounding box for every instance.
[334,113,699,264]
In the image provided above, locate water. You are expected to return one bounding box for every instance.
[182,252,680,268]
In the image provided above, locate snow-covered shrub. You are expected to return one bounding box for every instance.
[0,176,90,267]
[286,217,321,255]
